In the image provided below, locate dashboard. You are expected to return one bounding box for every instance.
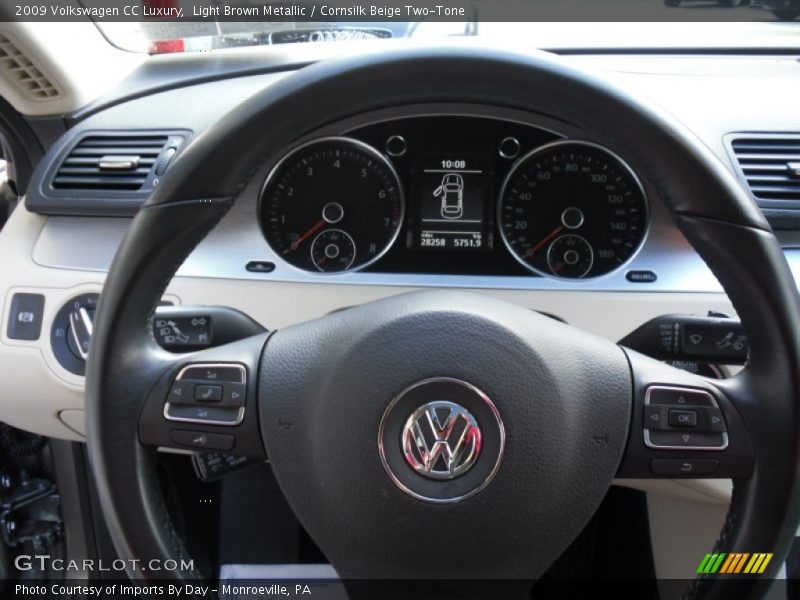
[23,51,800,296]
[4,50,800,449]
[259,116,648,279]
[1,45,799,582]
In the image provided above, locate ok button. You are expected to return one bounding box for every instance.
[668,409,698,428]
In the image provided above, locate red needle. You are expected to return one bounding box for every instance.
[286,219,325,253]
[527,225,564,256]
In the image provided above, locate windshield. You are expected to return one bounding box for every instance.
[92,1,800,54]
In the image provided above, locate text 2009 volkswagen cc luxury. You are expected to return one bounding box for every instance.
[0,6,799,599]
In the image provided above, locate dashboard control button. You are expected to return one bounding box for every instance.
[164,404,243,426]
[155,147,177,176]
[223,382,246,407]
[50,293,100,376]
[668,409,698,428]
[195,384,223,403]
[646,386,716,408]
[650,458,719,476]
[7,293,45,341]
[68,306,93,360]
[644,405,664,429]
[168,381,193,404]
[385,135,407,157]
[706,408,727,432]
[170,429,235,451]
[165,363,248,425]
[178,364,245,383]
[626,270,657,283]
[498,137,521,159]
[646,430,727,450]
[245,261,276,273]
[644,386,727,449]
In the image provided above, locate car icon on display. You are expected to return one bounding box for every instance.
[434,173,464,219]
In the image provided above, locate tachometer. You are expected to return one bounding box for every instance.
[260,137,404,273]
[498,141,648,279]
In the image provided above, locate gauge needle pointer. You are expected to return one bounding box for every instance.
[287,219,325,253]
[527,225,564,257]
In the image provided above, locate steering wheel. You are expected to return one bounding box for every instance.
[84,46,800,599]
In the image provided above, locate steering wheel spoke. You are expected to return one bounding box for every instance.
[616,348,754,480]
[138,333,269,459]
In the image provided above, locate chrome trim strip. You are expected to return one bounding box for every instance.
[643,385,729,451]
[32,212,730,292]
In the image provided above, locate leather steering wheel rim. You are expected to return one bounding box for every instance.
[85,45,800,599]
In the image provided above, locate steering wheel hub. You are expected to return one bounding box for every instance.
[259,291,632,579]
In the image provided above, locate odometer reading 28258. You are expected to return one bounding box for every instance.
[260,137,404,273]
[499,141,648,279]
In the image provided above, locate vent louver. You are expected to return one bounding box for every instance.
[0,34,60,100]
[729,135,800,203]
[52,135,169,191]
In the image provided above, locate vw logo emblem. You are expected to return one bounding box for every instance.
[401,401,482,479]
[379,378,504,503]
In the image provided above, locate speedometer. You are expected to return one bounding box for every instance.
[498,141,648,279]
[260,137,404,273]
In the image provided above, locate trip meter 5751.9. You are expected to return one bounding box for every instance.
[498,141,648,279]
[260,137,405,273]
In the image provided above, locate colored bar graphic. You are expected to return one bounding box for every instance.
[712,553,726,573]
[733,553,750,573]
[697,552,773,575]
[744,554,761,574]
[758,552,772,573]
[719,554,736,574]
[697,553,713,574]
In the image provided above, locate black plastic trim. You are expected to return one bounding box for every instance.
[616,349,754,479]
[27,129,191,217]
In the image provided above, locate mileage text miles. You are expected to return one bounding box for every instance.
[420,231,483,250]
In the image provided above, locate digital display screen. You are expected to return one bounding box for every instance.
[415,157,490,252]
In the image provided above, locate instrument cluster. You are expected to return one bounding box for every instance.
[259,115,648,280]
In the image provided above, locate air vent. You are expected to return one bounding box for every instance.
[52,135,169,191]
[0,34,60,100]
[729,135,800,202]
